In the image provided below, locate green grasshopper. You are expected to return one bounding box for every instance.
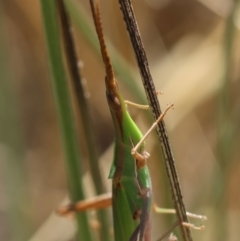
[58,0,205,240]
[88,1,173,240]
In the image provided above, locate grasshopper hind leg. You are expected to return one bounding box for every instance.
[131,104,174,159]
[129,189,151,241]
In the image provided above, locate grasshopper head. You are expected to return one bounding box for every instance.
[105,76,125,114]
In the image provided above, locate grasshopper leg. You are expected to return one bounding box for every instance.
[153,203,206,230]
[153,203,207,222]
[57,192,112,216]
[129,189,151,241]
[124,91,163,110]
[139,190,151,241]
[155,219,204,241]
[131,103,174,158]
[124,101,150,110]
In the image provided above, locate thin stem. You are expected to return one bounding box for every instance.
[40,0,92,240]
[57,1,111,240]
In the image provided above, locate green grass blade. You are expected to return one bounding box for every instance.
[214,1,239,240]
[40,0,93,240]
[57,0,111,240]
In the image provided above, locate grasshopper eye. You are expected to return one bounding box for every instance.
[106,92,121,112]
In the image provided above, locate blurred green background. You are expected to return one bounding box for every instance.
[0,0,240,240]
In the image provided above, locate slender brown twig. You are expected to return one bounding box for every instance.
[117,0,193,240]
